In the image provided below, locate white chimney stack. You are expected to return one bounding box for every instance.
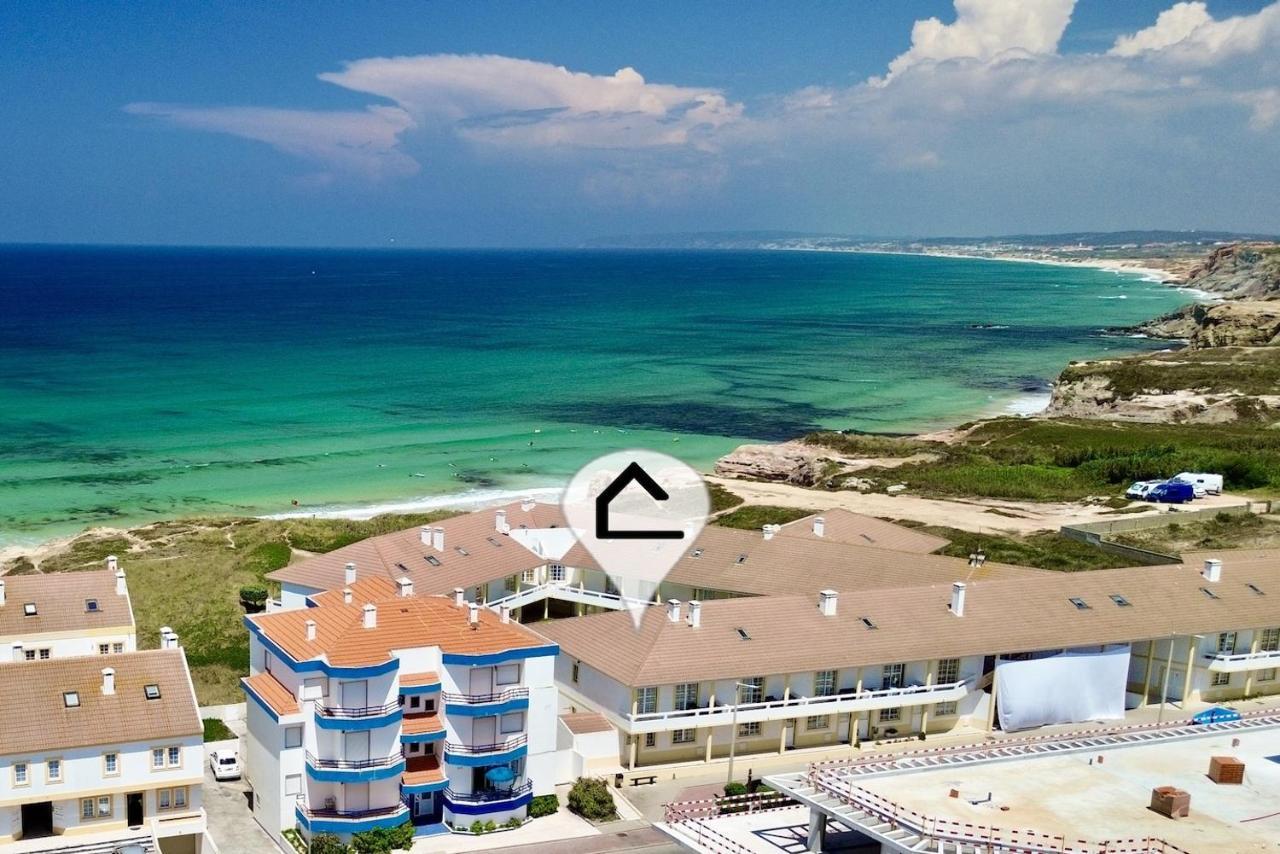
[432,527,445,552]
[344,562,357,585]
[115,570,127,596]
[0,579,5,607]
[102,667,115,695]
[496,510,509,534]
[160,626,173,649]
[106,555,118,573]
[521,497,535,512]
[813,517,826,538]
[468,603,480,627]
[362,603,377,629]
[420,526,432,546]
[305,619,317,642]
[342,587,353,605]
[12,643,23,662]
[667,599,682,623]
[950,581,967,617]
[454,587,465,607]
[397,576,414,598]
[818,589,838,617]
[500,604,511,624]
[1203,558,1223,583]
[762,524,780,540]
[687,600,702,629]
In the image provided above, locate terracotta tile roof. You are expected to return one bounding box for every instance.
[399,671,440,687]
[402,712,443,736]
[536,556,1280,687]
[0,648,200,755]
[559,711,613,735]
[249,591,551,668]
[773,508,950,553]
[0,569,134,638]
[403,754,443,786]
[242,671,299,717]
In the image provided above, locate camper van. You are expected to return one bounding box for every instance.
[1173,472,1223,496]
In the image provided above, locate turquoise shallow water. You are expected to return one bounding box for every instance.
[0,246,1189,546]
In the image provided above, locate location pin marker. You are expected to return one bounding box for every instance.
[562,450,709,629]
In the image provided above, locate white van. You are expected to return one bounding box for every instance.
[1173,472,1223,496]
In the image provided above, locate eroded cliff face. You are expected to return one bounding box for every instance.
[1140,301,1280,348]
[1184,244,1280,300]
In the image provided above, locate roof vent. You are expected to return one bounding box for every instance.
[499,604,511,624]
[432,527,445,552]
[762,524,780,541]
[161,628,180,649]
[106,555,119,573]
[818,590,838,617]
[687,600,702,629]
[420,526,432,546]
[468,602,480,628]
[496,509,509,534]
[397,576,414,598]
[305,619,317,642]
[102,667,116,696]
[344,562,357,585]
[667,599,682,623]
[950,581,966,617]
[454,587,465,607]
[813,516,825,537]
[342,587,353,605]
[362,603,377,629]
[115,570,127,596]
[1203,558,1222,583]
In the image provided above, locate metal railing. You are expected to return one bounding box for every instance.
[443,733,528,755]
[442,686,529,705]
[305,751,404,771]
[444,780,534,805]
[296,799,409,822]
[316,700,400,719]
[1203,648,1280,665]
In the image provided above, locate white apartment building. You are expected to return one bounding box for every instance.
[0,558,136,662]
[241,576,559,849]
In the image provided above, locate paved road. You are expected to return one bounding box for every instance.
[488,825,684,854]
[203,740,280,853]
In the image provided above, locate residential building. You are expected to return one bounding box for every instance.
[0,647,207,851]
[241,576,559,849]
[1,558,136,662]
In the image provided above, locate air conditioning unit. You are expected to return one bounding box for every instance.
[324,796,336,811]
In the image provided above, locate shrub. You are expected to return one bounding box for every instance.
[483,820,496,833]
[529,793,559,818]
[202,717,234,742]
[567,777,618,821]
[309,833,348,854]
[723,781,749,797]
[350,821,413,853]
[504,817,523,829]
[470,820,484,834]
[238,584,268,611]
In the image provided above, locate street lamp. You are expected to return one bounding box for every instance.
[726,681,758,786]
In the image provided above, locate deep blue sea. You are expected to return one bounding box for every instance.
[0,246,1190,546]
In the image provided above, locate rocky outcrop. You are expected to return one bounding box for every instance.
[1184,244,1280,299]
[1138,301,1280,348]
[714,441,837,486]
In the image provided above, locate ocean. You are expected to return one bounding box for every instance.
[0,246,1190,547]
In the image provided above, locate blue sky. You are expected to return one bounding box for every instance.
[2,1,1278,247]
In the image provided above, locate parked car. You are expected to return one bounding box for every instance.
[209,748,240,781]
[1173,472,1223,496]
[1125,480,1162,500]
[1148,481,1195,504]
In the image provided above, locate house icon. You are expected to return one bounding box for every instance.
[595,461,685,540]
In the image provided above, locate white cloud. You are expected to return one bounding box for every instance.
[1109,1,1280,65]
[1237,88,1280,130]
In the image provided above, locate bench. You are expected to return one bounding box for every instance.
[631,774,657,786]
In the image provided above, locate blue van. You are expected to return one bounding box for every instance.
[1148,481,1195,503]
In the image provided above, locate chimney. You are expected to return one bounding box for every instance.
[521,497,535,512]
[813,517,826,538]
[432,527,445,552]
[362,603,377,629]
[160,626,173,649]
[454,587,465,607]
[468,603,479,628]
[667,599,682,623]
[305,619,317,642]
[420,526,432,546]
[762,524,779,540]
[950,581,967,617]
[397,576,414,598]
[0,579,5,607]
[115,570,127,596]
[102,667,115,695]
[687,600,702,629]
[344,562,357,585]
[11,643,22,662]
[496,509,509,534]
[499,604,511,624]
[1203,558,1223,583]
[818,590,838,617]
[106,555,118,573]
[342,587,353,605]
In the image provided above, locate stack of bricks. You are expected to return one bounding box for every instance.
[1209,756,1245,784]
[1149,786,1191,819]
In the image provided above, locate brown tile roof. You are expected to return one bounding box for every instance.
[0,648,200,755]
[249,591,550,667]
[242,671,299,717]
[403,755,443,786]
[402,712,443,736]
[536,556,1280,687]
[773,509,950,553]
[399,671,440,687]
[0,569,134,638]
[559,711,613,735]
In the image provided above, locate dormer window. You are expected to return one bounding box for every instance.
[85,599,100,613]
[23,603,37,617]
[63,691,80,708]
[144,684,161,700]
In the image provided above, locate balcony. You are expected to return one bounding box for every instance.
[625,679,973,734]
[295,800,410,834]
[443,734,528,766]
[402,755,447,795]
[401,711,445,744]
[441,686,530,716]
[1204,648,1280,673]
[305,750,406,782]
[315,700,402,731]
[444,780,534,816]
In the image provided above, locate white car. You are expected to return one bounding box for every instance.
[209,748,240,781]
[1124,480,1161,500]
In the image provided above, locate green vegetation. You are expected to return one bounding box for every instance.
[715,505,819,530]
[467,819,498,834]
[723,782,749,797]
[709,481,745,513]
[202,717,234,742]
[568,777,618,821]
[1058,346,1280,398]
[803,431,927,457]
[925,526,1137,572]
[529,793,559,818]
[308,833,348,854]
[1113,511,1280,555]
[280,828,307,854]
[350,821,414,852]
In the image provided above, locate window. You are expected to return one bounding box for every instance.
[99,643,110,655]
[549,564,566,582]
[879,707,902,722]
[23,649,35,661]
[934,701,958,716]
[1217,632,1238,654]
[86,598,99,612]
[672,729,695,744]
[158,788,171,810]
[1201,587,1221,600]
[635,687,657,715]
[425,555,441,567]
[39,648,50,660]
[505,575,517,593]
[936,658,960,684]
[1258,668,1276,682]
[739,677,764,704]
[285,774,302,796]
[456,546,471,557]
[1109,594,1131,607]
[1068,597,1091,610]
[285,726,302,749]
[521,567,536,584]
[735,627,752,641]
[644,733,656,748]
[883,663,905,690]
[1211,671,1231,687]
[168,746,181,767]
[500,712,524,734]
[674,682,700,710]
[144,684,161,700]
[806,715,830,730]
[23,602,36,616]
[104,752,119,775]
[1261,628,1280,652]
[64,691,80,708]
[737,721,761,738]
[81,798,95,820]
[97,796,111,817]
[859,617,877,630]
[13,762,28,786]
[495,664,520,685]
[112,642,123,653]
[46,758,62,782]
[152,747,165,769]
[571,660,580,684]
[814,670,837,697]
